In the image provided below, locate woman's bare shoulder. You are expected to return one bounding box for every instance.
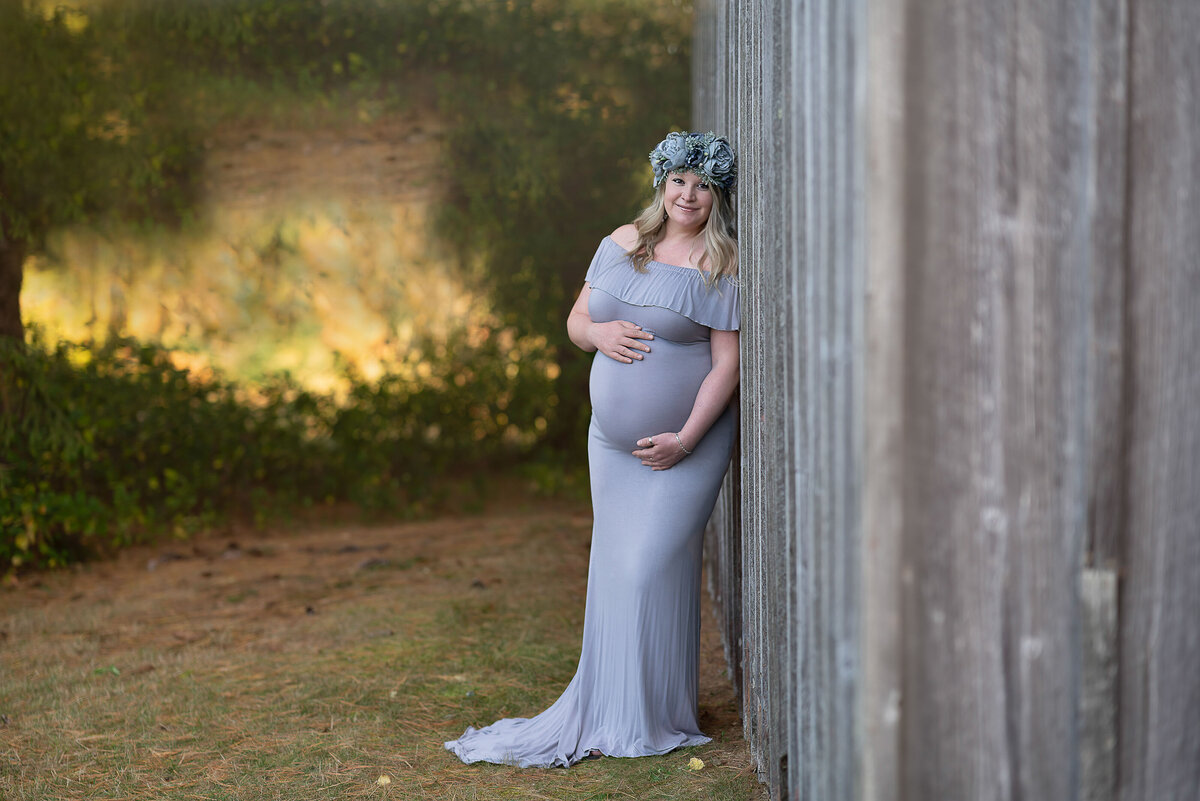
[609,224,638,250]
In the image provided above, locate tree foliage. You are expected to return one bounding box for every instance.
[1,0,693,570]
[442,4,689,309]
[0,0,200,340]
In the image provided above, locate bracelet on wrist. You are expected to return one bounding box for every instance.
[674,433,692,455]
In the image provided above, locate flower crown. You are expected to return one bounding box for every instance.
[649,131,737,191]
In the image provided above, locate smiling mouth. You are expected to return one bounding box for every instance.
[675,204,699,212]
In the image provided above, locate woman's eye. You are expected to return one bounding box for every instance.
[698,183,710,190]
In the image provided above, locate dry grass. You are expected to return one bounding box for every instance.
[0,491,764,800]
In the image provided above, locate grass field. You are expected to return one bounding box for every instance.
[0,492,764,800]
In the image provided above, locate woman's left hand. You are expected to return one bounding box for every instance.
[633,433,691,471]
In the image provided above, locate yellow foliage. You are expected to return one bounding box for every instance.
[23,195,490,394]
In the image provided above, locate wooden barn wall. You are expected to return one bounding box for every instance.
[694,1,1200,800]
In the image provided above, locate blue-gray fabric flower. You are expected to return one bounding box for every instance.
[702,140,736,186]
[652,132,690,185]
[649,131,737,191]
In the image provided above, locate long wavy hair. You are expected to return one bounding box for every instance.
[627,179,738,286]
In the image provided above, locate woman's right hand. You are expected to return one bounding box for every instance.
[589,320,654,364]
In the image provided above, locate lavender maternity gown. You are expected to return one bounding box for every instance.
[444,236,739,768]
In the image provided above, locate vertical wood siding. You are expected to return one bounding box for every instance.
[694,2,1200,800]
[1118,4,1200,799]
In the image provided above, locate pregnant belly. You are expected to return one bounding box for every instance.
[589,340,712,448]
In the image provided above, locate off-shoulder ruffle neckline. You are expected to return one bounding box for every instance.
[586,237,739,331]
[601,236,734,282]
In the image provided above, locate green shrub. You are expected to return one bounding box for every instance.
[0,328,560,572]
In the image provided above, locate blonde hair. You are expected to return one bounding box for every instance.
[628,180,738,287]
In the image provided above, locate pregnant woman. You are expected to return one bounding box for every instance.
[445,131,739,768]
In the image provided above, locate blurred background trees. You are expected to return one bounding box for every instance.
[0,1,198,342]
[0,0,691,571]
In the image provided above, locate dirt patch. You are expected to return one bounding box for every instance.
[202,113,449,209]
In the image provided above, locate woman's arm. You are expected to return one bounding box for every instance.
[566,283,655,363]
[634,328,739,470]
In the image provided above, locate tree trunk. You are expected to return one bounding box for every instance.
[0,236,25,343]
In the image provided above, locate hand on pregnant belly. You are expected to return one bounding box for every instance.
[590,320,655,364]
[632,432,689,471]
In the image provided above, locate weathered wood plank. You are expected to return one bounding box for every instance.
[1118,1,1200,798]
[1084,0,1129,573]
[896,3,1093,798]
[738,1,777,786]
[1081,568,1118,801]
[862,0,908,797]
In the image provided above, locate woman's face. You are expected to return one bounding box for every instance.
[663,171,714,230]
